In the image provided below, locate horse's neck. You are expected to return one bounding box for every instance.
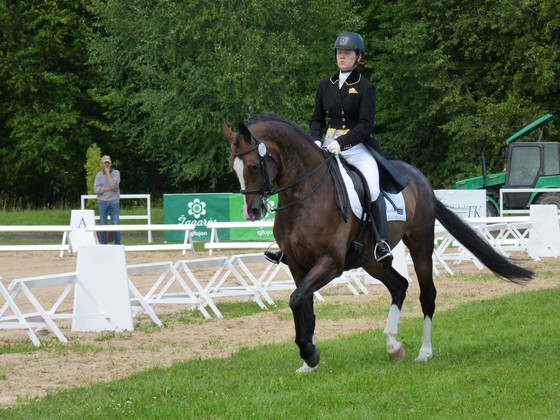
[272,141,333,217]
[276,140,324,187]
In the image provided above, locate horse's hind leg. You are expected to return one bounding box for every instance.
[407,239,437,362]
[369,265,410,362]
[384,267,410,361]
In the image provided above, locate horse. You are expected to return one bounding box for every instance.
[220,114,533,373]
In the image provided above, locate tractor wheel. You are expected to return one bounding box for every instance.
[486,201,499,217]
[535,193,560,209]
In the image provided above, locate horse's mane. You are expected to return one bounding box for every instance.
[246,114,314,144]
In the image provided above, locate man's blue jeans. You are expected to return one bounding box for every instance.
[98,201,121,244]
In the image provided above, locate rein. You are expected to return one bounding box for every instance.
[231,129,334,213]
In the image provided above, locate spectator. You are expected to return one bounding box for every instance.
[94,155,121,245]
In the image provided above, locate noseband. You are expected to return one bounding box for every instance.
[231,128,332,214]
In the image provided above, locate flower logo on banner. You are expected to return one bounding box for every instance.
[187,198,207,219]
[266,200,276,215]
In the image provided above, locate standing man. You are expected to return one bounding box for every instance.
[94,155,121,245]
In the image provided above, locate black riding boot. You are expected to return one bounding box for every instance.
[264,250,288,265]
[370,197,393,265]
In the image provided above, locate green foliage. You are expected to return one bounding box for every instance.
[0,0,107,206]
[84,143,101,208]
[1,0,559,203]
[89,0,361,193]
[366,0,559,187]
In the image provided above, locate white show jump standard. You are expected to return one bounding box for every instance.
[204,220,277,255]
[0,225,73,257]
[86,224,195,254]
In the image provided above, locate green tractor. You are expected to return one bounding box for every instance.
[456,113,560,216]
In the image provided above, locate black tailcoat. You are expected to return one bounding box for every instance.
[310,68,379,152]
[309,68,409,193]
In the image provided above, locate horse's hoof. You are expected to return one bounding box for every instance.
[415,348,432,363]
[296,348,320,373]
[305,347,320,368]
[296,362,318,374]
[388,345,406,362]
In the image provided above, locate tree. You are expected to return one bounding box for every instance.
[0,0,105,206]
[365,0,559,187]
[89,0,362,193]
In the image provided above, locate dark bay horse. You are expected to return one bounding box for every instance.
[221,114,533,373]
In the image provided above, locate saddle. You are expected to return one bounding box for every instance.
[326,149,409,270]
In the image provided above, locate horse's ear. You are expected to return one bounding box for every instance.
[238,123,252,144]
[220,118,236,143]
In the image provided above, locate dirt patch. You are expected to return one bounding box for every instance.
[1,251,558,406]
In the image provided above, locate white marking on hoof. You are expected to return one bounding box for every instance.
[296,362,318,374]
[415,347,432,363]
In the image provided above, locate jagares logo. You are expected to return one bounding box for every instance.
[187,198,206,219]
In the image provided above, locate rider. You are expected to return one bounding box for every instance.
[265,31,393,265]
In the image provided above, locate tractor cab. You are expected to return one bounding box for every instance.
[456,113,560,215]
[504,141,560,208]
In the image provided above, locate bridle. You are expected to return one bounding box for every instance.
[231,128,333,214]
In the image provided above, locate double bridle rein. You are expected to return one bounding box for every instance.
[231,129,333,213]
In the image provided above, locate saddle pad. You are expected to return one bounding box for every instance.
[336,155,406,222]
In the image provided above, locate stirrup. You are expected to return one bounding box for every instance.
[374,241,393,264]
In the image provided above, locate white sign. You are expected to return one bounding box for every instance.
[69,209,96,253]
[435,189,486,218]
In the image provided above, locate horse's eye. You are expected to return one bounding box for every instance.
[249,163,259,172]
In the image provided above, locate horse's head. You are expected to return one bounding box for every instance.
[221,119,279,221]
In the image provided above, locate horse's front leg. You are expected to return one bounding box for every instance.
[290,292,320,373]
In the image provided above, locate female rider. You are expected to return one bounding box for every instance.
[266,32,393,265]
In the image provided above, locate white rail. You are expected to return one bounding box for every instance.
[85,224,194,254]
[80,194,152,242]
[204,221,276,255]
[0,225,72,257]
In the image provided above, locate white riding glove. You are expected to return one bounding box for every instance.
[327,140,341,155]
[314,140,322,148]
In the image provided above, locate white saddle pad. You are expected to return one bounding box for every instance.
[336,155,406,222]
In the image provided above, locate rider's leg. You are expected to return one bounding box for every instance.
[370,196,393,264]
[341,144,392,264]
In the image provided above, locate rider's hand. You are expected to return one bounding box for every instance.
[327,140,341,155]
[314,140,322,148]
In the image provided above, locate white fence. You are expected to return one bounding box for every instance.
[80,194,152,242]
[86,224,194,254]
[0,225,72,257]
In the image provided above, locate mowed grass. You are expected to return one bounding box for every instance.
[1,287,559,418]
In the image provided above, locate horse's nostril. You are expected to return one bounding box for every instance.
[250,207,262,221]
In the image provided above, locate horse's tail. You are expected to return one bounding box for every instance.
[435,200,533,283]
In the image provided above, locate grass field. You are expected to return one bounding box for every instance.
[1,287,558,418]
[0,208,164,226]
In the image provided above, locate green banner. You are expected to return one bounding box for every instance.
[228,194,276,240]
[163,193,277,242]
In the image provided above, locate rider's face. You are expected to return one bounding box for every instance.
[336,49,360,72]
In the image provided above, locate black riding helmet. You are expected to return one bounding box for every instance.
[333,32,365,55]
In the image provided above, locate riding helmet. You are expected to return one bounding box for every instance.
[333,32,365,55]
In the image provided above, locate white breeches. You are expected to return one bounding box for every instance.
[324,131,381,201]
